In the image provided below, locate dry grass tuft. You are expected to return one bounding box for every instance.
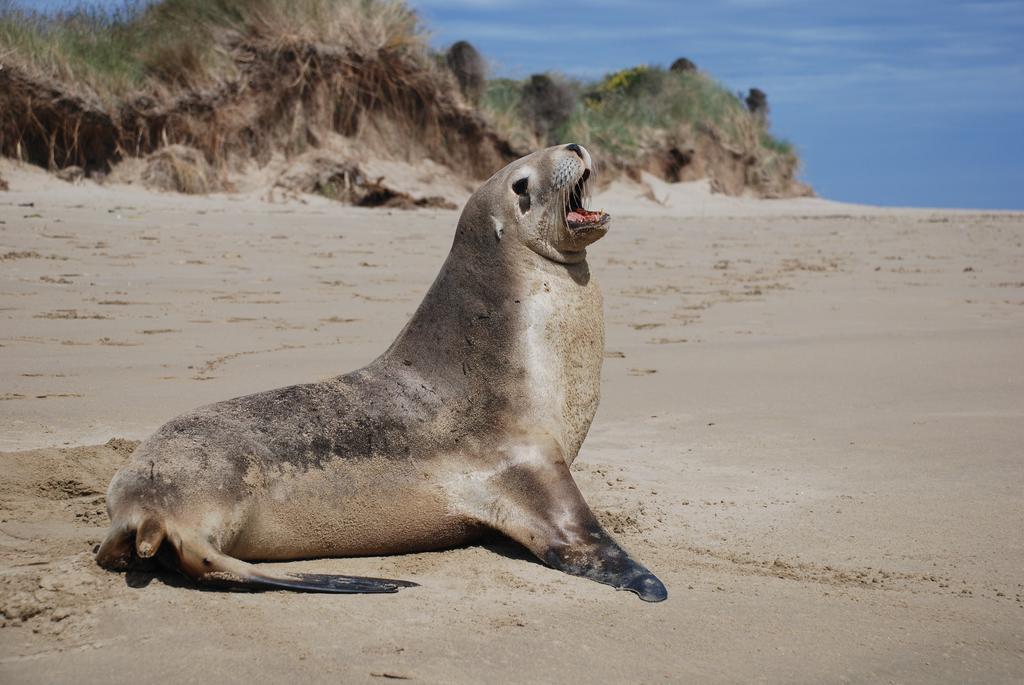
[140,145,221,194]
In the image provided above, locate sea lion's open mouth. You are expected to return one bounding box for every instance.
[565,168,610,231]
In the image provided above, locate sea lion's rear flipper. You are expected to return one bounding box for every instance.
[97,520,416,594]
[483,452,668,602]
[170,533,417,594]
[224,572,417,594]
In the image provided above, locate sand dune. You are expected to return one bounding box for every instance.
[1,162,1022,683]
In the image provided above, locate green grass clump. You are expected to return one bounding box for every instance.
[759,131,794,155]
[482,63,788,160]
[481,63,801,193]
[570,66,754,159]
[0,2,148,98]
[481,77,535,148]
[482,78,524,116]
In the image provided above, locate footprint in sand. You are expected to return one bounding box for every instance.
[34,310,110,320]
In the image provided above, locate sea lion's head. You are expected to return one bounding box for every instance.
[460,144,610,265]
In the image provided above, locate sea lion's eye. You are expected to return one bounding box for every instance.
[512,177,530,214]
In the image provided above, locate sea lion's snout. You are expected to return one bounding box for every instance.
[566,143,589,165]
[560,144,610,241]
[474,144,612,264]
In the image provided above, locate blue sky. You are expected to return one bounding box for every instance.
[408,0,1024,209]
[13,0,1024,209]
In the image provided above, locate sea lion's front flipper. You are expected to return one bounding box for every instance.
[482,450,668,602]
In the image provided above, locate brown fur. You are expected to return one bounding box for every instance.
[98,144,666,601]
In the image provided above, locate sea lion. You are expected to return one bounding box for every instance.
[96,143,668,602]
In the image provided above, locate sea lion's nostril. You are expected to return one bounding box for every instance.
[566,144,585,160]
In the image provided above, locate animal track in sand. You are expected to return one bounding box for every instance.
[354,293,403,302]
[33,310,110,320]
[780,258,840,272]
[189,343,305,380]
[680,545,1005,599]
[211,289,283,302]
[98,338,142,347]
[1,251,68,261]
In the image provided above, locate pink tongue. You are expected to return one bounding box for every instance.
[568,209,600,223]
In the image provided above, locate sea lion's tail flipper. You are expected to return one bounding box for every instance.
[171,532,417,594]
[96,519,416,594]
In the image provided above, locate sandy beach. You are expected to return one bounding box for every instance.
[1,162,1022,683]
